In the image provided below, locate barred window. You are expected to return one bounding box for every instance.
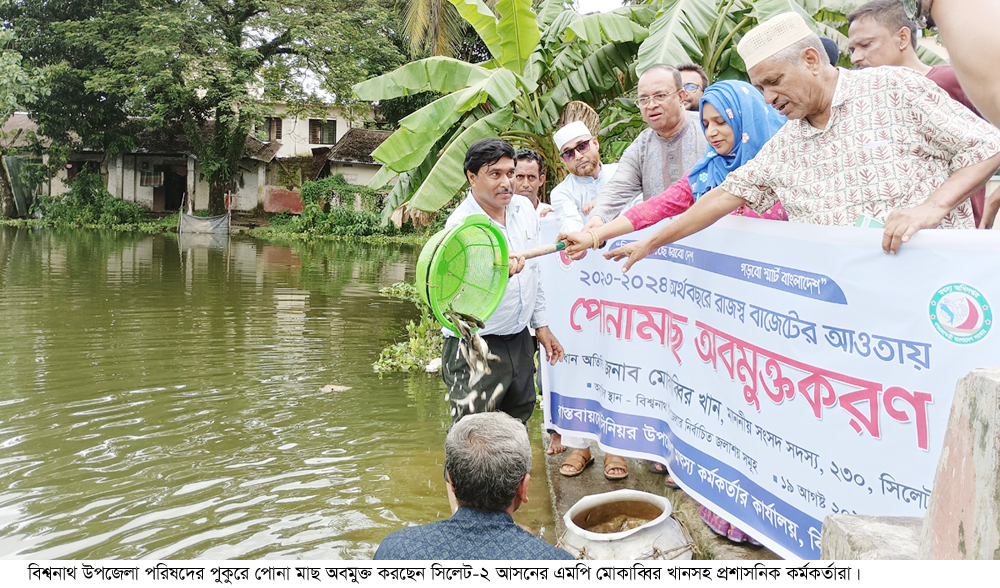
[309,119,337,144]
[140,171,164,187]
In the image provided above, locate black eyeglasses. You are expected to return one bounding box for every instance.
[560,139,593,162]
[683,83,701,92]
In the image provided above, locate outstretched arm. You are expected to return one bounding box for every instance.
[605,187,745,272]
[883,153,1000,253]
[558,215,636,257]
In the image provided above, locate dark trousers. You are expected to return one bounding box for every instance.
[442,328,536,424]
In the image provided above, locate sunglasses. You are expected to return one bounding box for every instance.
[683,83,701,92]
[560,139,593,162]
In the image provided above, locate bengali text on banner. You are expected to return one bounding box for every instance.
[538,215,998,559]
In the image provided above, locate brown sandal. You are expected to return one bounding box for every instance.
[604,454,628,480]
[559,449,594,477]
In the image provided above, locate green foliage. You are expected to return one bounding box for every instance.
[372,282,443,374]
[355,0,646,225]
[301,174,384,212]
[3,0,407,214]
[253,194,414,239]
[33,171,144,227]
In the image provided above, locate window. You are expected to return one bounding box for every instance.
[309,119,337,144]
[140,171,164,187]
[256,117,282,142]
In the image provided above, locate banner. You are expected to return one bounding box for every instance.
[538,215,999,560]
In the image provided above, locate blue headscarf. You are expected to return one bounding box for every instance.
[687,79,786,201]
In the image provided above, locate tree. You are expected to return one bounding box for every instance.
[0,32,46,218]
[401,0,467,58]
[3,0,407,214]
[355,0,653,225]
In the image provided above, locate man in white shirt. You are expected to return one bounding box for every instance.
[548,121,620,234]
[442,139,564,424]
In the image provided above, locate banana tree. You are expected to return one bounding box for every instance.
[353,0,648,226]
[635,0,860,83]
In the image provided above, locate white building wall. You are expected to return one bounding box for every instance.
[263,104,364,159]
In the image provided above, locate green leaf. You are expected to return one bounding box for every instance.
[542,10,581,46]
[353,57,492,101]
[371,69,520,172]
[495,0,540,75]
[536,0,571,30]
[407,108,515,212]
[367,165,398,190]
[611,4,659,27]
[751,0,817,27]
[541,41,640,129]
[448,0,503,61]
[565,12,649,45]
[637,0,719,74]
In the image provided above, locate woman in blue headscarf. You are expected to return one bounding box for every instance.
[561,79,787,251]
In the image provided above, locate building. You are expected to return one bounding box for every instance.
[3,105,390,215]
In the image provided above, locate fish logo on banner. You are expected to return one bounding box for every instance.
[929,283,992,344]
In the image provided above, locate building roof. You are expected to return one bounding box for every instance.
[1,113,48,149]
[133,122,281,162]
[326,128,391,166]
[3,113,280,161]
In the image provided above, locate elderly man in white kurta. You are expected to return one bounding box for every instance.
[604,12,1000,271]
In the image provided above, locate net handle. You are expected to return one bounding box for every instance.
[511,240,566,260]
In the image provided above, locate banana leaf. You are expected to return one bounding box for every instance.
[372,70,520,172]
[536,0,572,30]
[366,164,398,190]
[407,108,515,213]
[636,0,718,74]
[448,0,503,61]
[751,0,818,28]
[495,0,540,75]
[353,57,492,101]
[565,12,649,45]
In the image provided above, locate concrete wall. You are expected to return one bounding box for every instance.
[918,367,1000,559]
[328,163,380,187]
[822,368,1000,560]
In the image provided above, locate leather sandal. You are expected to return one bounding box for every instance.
[604,454,628,480]
[559,449,594,477]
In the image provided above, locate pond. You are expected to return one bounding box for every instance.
[0,227,556,559]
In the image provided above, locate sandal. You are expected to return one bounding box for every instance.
[647,461,668,475]
[664,475,680,489]
[559,449,594,477]
[604,454,628,480]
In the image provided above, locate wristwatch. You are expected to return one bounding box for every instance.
[902,0,935,28]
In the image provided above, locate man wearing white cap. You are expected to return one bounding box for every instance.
[543,122,631,480]
[548,121,620,233]
[602,11,1000,271]
[585,65,708,228]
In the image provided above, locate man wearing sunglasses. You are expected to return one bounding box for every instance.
[584,65,708,232]
[547,121,621,233]
[677,63,708,112]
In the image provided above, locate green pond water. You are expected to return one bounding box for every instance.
[0,226,556,560]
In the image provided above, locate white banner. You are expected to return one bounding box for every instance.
[538,215,999,560]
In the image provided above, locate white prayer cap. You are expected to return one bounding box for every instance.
[553,121,592,152]
[738,12,814,71]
